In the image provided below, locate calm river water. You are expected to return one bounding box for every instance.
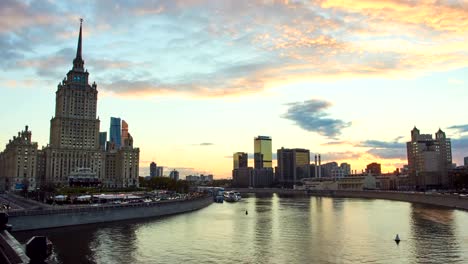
[14,194,468,263]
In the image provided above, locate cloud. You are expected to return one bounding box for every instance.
[15,48,73,77]
[357,140,405,149]
[3,1,468,97]
[318,151,363,161]
[282,99,351,139]
[451,136,468,166]
[367,148,407,160]
[320,0,468,33]
[452,136,468,149]
[356,139,406,160]
[321,141,352,146]
[447,124,468,134]
[198,143,214,146]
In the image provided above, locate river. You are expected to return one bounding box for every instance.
[13,194,468,263]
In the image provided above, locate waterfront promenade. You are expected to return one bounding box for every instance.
[4,195,213,231]
[230,188,468,211]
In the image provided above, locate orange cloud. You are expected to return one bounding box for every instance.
[320,0,468,33]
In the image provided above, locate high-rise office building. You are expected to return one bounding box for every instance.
[233,152,248,169]
[156,166,163,177]
[121,120,129,147]
[254,136,272,169]
[110,117,122,149]
[99,132,107,150]
[366,162,381,175]
[169,169,179,181]
[464,157,468,167]
[277,148,310,185]
[150,162,157,177]
[407,127,452,189]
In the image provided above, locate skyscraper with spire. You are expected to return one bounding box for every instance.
[42,20,140,188]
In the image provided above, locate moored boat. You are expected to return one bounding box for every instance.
[224,191,241,202]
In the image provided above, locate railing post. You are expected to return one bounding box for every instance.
[25,236,52,264]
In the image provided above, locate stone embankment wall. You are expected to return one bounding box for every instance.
[318,190,468,211]
[8,196,213,231]
[234,188,468,210]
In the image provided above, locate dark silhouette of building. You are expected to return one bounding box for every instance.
[150,162,157,177]
[233,152,248,169]
[169,169,179,181]
[366,162,382,175]
[277,148,310,186]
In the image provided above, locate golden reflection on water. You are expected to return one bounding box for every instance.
[12,195,468,264]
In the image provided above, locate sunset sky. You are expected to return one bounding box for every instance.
[1,0,468,178]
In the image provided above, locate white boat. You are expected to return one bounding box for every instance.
[224,191,241,202]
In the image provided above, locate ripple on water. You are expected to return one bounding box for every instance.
[13,195,468,264]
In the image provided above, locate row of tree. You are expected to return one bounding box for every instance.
[139,177,189,193]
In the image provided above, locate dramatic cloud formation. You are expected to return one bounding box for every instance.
[2,1,468,96]
[282,99,351,139]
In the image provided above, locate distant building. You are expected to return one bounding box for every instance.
[407,127,452,189]
[252,168,274,187]
[150,162,157,177]
[1,22,140,190]
[186,174,213,183]
[110,117,122,149]
[156,166,163,177]
[331,167,345,178]
[340,163,351,176]
[366,162,382,175]
[321,162,338,178]
[300,175,377,191]
[0,126,38,191]
[121,120,129,147]
[465,157,468,166]
[169,169,179,181]
[200,174,213,182]
[232,167,253,188]
[233,152,248,169]
[277,148,310,185]
[254,136,272,169]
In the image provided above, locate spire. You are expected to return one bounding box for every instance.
[73,18,84,70]
[76,18,83,60]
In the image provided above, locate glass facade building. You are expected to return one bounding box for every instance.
[99,132,107,150]
[233,152,248,169]
[110,117,122,149]
[254,136,272,169]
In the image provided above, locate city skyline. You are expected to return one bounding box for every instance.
[1,1,468,178]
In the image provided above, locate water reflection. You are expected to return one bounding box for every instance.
[409,204,462,263]
[252,194,273,263]
[12,195,468,264]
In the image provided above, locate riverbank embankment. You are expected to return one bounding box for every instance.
[7,196,213,231]
[232,188,468,211]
